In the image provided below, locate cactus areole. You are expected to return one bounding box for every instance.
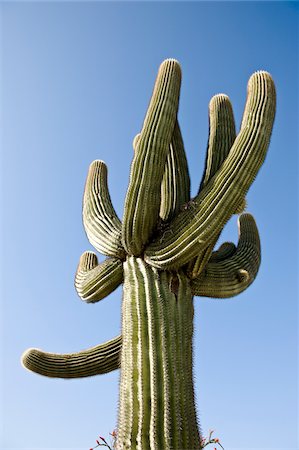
[22,60,276,449]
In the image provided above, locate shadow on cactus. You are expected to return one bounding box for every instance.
[22,59,276,450]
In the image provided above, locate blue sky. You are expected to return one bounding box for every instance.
[1,2,298,450]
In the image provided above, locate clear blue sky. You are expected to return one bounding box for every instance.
[1,2,298,449]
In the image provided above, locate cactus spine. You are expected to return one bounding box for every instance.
[22,59,276,449]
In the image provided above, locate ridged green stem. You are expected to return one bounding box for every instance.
[135,119,190,223]
[22,335,122,378]
[75,252,123,303]
[122,59,182,256]
[199,93,236,191]
[83,160,125,258]
[117,257,200,450]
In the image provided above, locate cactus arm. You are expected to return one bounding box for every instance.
[187,94,236,278]
[75,252,123,303]
[199,94,236,191]
[160,120,190,221]
[134,119,190,222]
[209,241,237,262]
[83,160,125,259]
[144,71,276,270]
[190,213,261,298]
[122,59,182,256]
[21,335,122,378]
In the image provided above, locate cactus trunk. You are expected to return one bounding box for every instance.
[117,256,200,450]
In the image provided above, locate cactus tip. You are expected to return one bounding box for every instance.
[21,348,35,370]
[162,57,180,65]
[159,58,182,74]
[248,70,274,85]
[79,251,98,270]
[89,159,106,169]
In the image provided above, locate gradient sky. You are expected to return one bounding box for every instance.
[1,2,298,450]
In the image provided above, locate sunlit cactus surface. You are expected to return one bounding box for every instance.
[22,59,276,450]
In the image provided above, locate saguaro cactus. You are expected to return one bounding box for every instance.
[22,59,276,450]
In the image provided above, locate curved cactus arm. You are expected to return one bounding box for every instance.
[160,120,190,221]
[190,213,260,298]
[21,335,122,378]
[83,160,125,259]
[209,241,237,262]
[75,252,123,303]
[122,59,182,256]
[144,71,276,270]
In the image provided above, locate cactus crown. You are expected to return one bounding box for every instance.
[22,59,276,449]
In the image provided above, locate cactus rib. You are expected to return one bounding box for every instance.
[144,71,276,270]
[83,160,125,258]
[117,257,140,449]
[122,59,182,256]
[191,213,260,298]
[21,335,122,378]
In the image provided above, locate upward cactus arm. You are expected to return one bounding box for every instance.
[135,119,190,222]
[199,94,236,191]
[144,71,276,270]
[21,335,122,378]
[188,94,236,278]
[75,252,123,303]
[160,120,190,221]
[190,213,261,298]
[122,59,182,256]
[83,160,125,259]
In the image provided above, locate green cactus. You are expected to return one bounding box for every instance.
[22,59,276,450]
